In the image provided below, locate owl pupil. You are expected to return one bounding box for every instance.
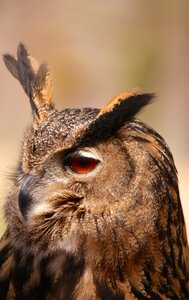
[67,155,98,174]
[77,157,90,166]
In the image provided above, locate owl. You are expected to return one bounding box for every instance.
[0,44,188,300]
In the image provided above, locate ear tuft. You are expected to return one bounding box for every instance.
[3,54,19,79]
[97,89,140,117]
[81,90,155,143]
[3,43,54,123]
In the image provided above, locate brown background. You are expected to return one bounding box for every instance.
[0,1,188,236]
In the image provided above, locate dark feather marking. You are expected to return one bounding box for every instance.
[12,251,34,296]
[0,279,11,299]
[179,279,189,298]
[0,243,12,266]
[132,135,151,144]
[159,262,169,293]
[25,257,53,300]
[177,226,188,279]
[131,287,150,299]
[152,145,177,182]
[56,254,85,300]
[148,154,175,186]
[156,216,167,241]
[165,186,189,297]
[142,270,164,300]
[0,234,13,298]
[128,120,174,161]
[130,119,168,146]
[165,189,178,276]
[93,216,102,240]
[96,281,124,300]
[23,254,85,300]
[127,121,178,187]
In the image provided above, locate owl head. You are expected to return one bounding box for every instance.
[3,45,185,277]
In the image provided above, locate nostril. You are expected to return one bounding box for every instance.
[18,187,32,217]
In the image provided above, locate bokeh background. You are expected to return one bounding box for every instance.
[0,1,188,237]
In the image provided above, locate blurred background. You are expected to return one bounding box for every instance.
[0,0,188,236]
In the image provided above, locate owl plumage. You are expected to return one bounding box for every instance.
[0,44,189,299]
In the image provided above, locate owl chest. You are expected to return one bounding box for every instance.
[9,252,187,300]
[9,253,126,300]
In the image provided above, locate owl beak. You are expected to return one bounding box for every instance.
[18,177,33,218]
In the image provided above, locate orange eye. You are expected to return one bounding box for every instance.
[66,155,99,174]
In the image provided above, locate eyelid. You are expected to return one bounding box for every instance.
[65,149,102,162]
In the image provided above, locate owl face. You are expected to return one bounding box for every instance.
[3,44,171,266]
[5,107,161,265]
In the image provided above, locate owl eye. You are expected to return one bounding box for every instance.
[65,151,100,174]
